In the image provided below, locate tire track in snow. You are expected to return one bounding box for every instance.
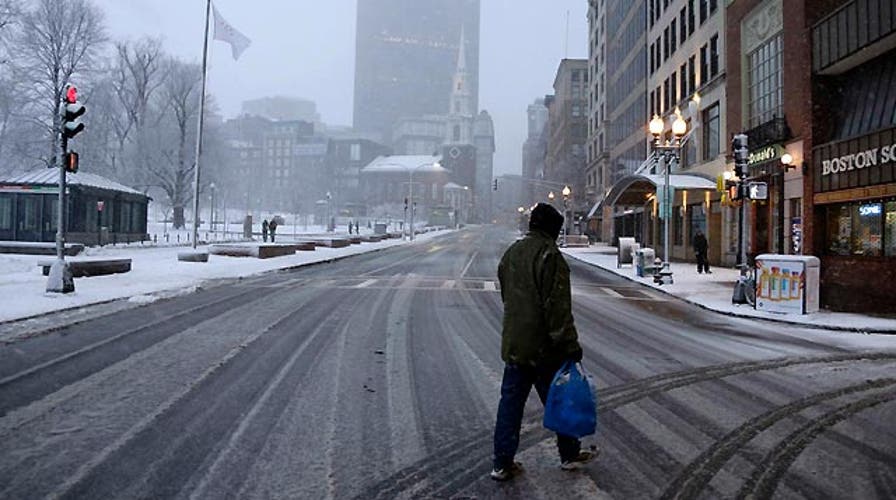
[385,284,427,470]
[50,292,346,500]
[357,351,896,498]
[660,377,896,500]
[736,387,896,500]
[0,286,279,417]
[187,288,368,500]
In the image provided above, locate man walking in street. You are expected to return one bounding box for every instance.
[491,202,596,481]
[693,229,711,274]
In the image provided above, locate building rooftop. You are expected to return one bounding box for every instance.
[361,155,447,174]
[0,170,148,196]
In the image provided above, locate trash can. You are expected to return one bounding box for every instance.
[617,237,637,268]
[374,223,388,235]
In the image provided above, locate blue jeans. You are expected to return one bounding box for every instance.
[493,362,581,470]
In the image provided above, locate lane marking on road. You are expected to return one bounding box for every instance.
[357,279,378,288]
[460,251,478,278]
[441,280,456,289]
[482,281,497,292]
[601,287,625,298]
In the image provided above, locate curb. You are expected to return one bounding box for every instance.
[563,251,896,335]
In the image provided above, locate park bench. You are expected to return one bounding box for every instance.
[38,258,131,278]
[2,242,84,256]
[209,243,312,258]
[564,235,590,247]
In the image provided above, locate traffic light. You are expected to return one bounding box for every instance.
[64,151,79,173]
[726,180,739,201]
[493,178,498,191]
[62,85,85,140]
[404,197,408,210]
[732,133,748,178]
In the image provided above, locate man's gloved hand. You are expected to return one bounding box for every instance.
[570,347,583,363]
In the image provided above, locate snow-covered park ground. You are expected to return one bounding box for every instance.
[0,219,440,323]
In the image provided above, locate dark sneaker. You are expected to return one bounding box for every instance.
[560,448,598,471]
[489,461,523,481]
[706,270,713,274]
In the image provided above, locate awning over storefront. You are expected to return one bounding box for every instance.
[605,174,717,207]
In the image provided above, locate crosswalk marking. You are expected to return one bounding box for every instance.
[357,279,378,288]
[441,280,456,289]
[601,287,625,298]
[483,281,497,292]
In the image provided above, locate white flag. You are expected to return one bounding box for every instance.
[212,3,251,60]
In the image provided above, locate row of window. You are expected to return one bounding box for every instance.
[649,0,718,32]
[0,195,146,234]
[649,33,719,117]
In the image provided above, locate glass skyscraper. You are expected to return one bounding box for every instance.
[353,0,480,145]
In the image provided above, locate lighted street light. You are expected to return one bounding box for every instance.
[649,107,688,285]
[548,191,555,202]
[561,185,571,246]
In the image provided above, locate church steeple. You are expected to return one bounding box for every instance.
[447,25,473,144]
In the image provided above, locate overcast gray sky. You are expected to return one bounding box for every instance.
[94,0,588,176]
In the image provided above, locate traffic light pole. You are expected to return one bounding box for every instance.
[47,115,74,293]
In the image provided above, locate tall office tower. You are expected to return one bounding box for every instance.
[522,98,548,206]
[353,0,480,145]
[605,1,648,185]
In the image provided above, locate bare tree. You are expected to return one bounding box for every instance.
[146,58,202,229]
[112,38,163,176]
[13,0,106,167]
[0,0,20,34]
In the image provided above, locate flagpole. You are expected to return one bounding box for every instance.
[191,0,212,249]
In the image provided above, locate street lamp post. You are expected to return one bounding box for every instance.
[649,108,688,285]
[325,191,332,232]
[561,185,571,246]
[209,182,216,234]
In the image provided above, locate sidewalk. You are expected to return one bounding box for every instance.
[561,243,896,334]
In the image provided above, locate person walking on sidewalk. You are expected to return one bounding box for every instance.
[693,229,711,274]
[269,218,278,242]
[261,219,269,242]
[491,202,596,482]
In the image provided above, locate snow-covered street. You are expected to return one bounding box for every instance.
[2,226,895,499]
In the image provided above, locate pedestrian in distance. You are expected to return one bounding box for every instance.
[693,229,711,274]
[491,202,597,482]
[261,219,269,243]
[348,221,354,235]
[269,218,278,242]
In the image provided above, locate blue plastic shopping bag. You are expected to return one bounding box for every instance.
[543,361,597,438]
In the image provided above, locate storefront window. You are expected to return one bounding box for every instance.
[0,195,12,230]
[826,202,884,256]
[854,202,882,256]
[886,201,896,257]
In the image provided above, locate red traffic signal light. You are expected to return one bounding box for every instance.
[65,86,78,104]
[64,151,79,173]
